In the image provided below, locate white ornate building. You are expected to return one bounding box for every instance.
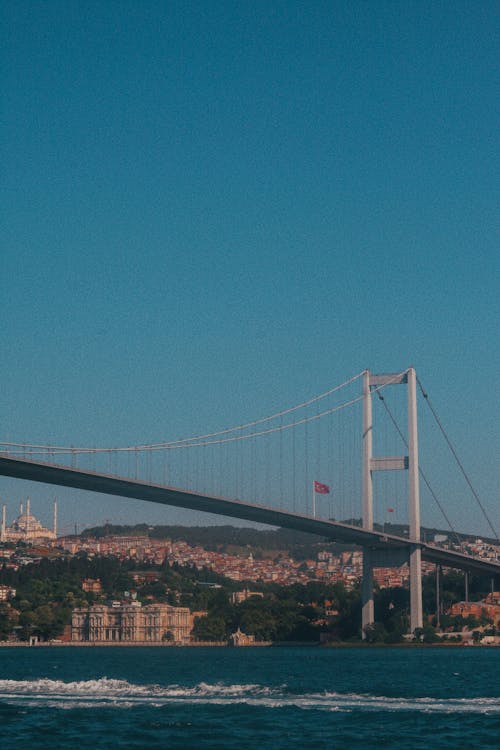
[71,601,193,643]
[1,498,57,543]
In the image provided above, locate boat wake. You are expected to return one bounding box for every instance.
[0,678,498,713]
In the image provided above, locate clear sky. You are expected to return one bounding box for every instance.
[1,1,498,536]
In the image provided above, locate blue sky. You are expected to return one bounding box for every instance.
[1,1,498,535]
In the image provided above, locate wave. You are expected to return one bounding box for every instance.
[0,678,498,713]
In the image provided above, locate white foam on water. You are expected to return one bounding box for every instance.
[0,679,498,713]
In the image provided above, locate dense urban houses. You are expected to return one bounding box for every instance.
[55,532,500,590]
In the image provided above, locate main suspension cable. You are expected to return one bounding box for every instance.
[3,386,378,455]
[2,371,406,457]
[417,378,498,542]
[375,391,464,549]
[0,370,364,454]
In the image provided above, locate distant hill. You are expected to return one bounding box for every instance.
[80,523,327,558]
[78,521,494,557]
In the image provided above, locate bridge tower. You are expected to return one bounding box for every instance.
[362,367,423,636]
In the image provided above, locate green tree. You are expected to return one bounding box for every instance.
[18,609,36,640]
[192,615,227,642]
[414,624,440,643]
[239,608,276,641]
[363,622,387,643]
[32,604,59,640]
[479,609,493,627]
[0,604,15,640]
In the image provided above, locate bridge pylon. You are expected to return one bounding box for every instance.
[361,367,423,637]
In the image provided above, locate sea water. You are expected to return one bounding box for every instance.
[0,646,498,749]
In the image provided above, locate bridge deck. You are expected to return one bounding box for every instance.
[0,455,498,578]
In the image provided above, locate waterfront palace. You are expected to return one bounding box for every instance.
[71,601,193,643]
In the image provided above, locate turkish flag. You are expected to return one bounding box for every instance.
[313,480,330,494]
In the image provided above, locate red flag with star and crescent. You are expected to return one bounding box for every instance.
[313,480,330,494]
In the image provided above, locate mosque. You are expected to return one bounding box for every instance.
[1,498,57,543]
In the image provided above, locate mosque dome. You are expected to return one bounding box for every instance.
[2,499,57,542]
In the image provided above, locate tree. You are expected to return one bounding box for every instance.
[422,624,440,644]
[479,609,493,627]
[414,624,440,643]
[363,622,387,643]
[239,608,276,641]
[18,609,36,640]
[464,614,479,630]
[32,604,59,640]
[0,604,16,640]
[192,615,226,642]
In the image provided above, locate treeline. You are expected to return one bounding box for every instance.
[0,554,237,640]
[81,524,336,558]
[0,556,135,640]
[0,552,496,643]
[81,523,322,547]
[79,522,494,555]
[192,581,361,642]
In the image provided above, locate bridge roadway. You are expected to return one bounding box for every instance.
[0,454,498,579]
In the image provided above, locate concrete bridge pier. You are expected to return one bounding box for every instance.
[361,549,374,629]
[361,370,374,637]
[407,368,423,632]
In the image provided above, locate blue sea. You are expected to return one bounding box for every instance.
[0,646,498,749]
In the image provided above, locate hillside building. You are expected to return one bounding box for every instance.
[0,584,16,601]
[448,592,500,626]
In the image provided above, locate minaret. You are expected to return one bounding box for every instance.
[24,497,31,540]
[26,497,31,539]
[20,501,23,516]
[1,504,6,542]
[53,497,58,538]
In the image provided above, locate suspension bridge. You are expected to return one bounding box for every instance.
[1,367,498,635]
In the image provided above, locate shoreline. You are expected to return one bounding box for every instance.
[0,640,497,648]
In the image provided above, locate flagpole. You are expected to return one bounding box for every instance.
[312,482,316,518]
